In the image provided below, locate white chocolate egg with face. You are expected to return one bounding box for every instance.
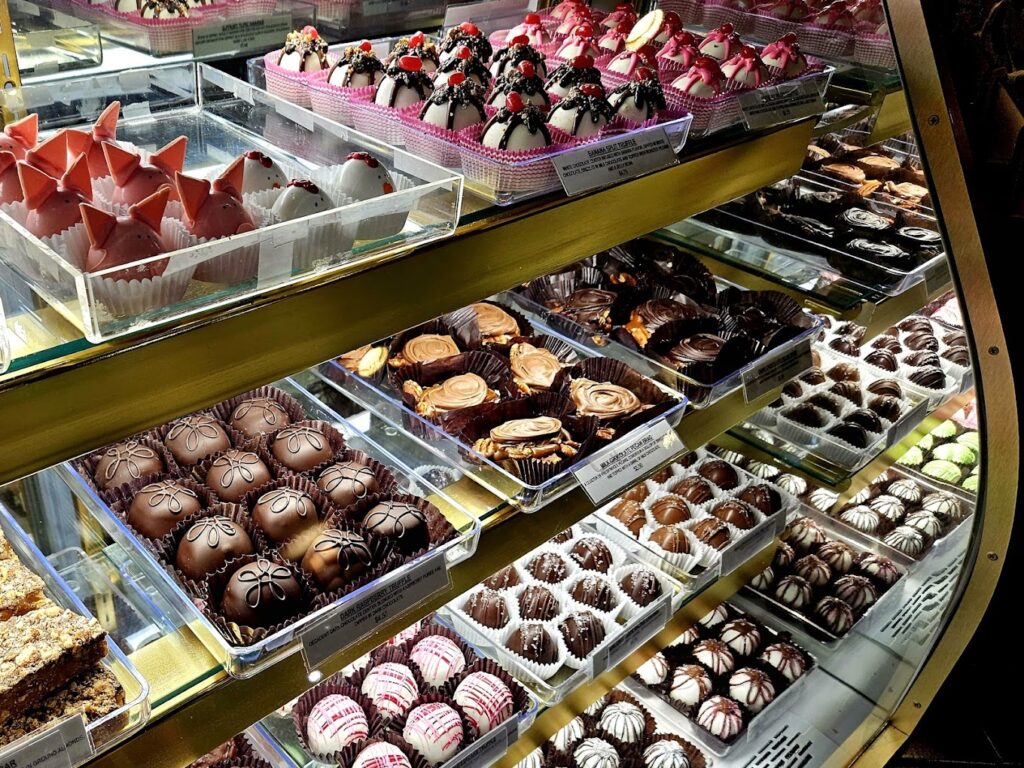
[339,152,396,201]
[271,180,334,221]
[238,151,288,195]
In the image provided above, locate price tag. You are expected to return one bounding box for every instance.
[300,553,451,671]
[738,80,824,130]
[741,338,814,403]
[721,521,774,576]
[553,129,678,196]
[886,397,930,448]
[0,715,91,768]
[192,14,293,58]
[573,419,684,505]
[922,257,950,297]
[443,718,518,768]
[589,593,671,678]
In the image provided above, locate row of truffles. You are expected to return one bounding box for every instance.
[751,516,904,636]
[631,603,812,742]
[73,386,456,644]
[292,620,528,767]
[112,0,216,18]
[896,414,979,494]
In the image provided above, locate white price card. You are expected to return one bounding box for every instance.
[721,521,774,576]
[741,338,814,403]
[886,397,930,448]
[0,715,91,768]
[589,593,672,678]
[443,717,518,768]
[553,129,678,196]
[738,79,824,130]
[573,419,684,505]
[300,553,451,671]
[192,14,293,58]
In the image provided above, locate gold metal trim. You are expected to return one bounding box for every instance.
[869,87,910,144]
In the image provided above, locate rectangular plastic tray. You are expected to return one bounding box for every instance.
[58,377,481,679]
[0,62,462,343]
[10,1,103,76]
[314,296,689,513]
[0,505,150,766]
[437,519,688,705]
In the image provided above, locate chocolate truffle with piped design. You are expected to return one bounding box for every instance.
[206,449,272,503]
[363,499,428,554]
[128,479,201,537]
[164,414,231,465]
[481,92,552,150]
[95,440,164,490]
[222,557,302,627]
[177,515,254,580]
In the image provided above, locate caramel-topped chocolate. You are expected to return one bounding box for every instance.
[490,416,563,443]
[391,334,460,367]
[411,373,497,416]
[471,302,520,341]
[569,378,641,420]
[510,342,563,391]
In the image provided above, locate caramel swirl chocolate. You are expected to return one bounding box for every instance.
[389,334,461,368]
[404,373,499,418]
[568,378,642,420]
[509,342,563,393]
[471,302,520,343]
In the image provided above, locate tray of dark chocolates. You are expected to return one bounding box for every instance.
[314,299,689,513]
[895,408,980,498]
[508,240,823,407]
[829,467,975,561]
[706,443,842,514]
[691,174,946,296]
[58,379,480,679]
[257,615,538,768]
[438,523,686,705]
[0,63,461,343]
[592,447,790,584]
[621,602,815,756]
[742,509,911,646]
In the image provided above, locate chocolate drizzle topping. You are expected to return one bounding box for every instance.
[329,48,385,86]
[439,26,493,60]
[481,103,552,150]
[420,81,487,130]
[435,54,492,88]
[377,62,435,107]
[488,69,551,105]
[549,86,614,135]
[491,41,547,79]
[608,78,667,120]
[544,60,603,92]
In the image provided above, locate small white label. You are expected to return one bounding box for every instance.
[589,593,671,677]
[742,338,814,403]
[721,521,774,575]
[573,419,684,505]
[886,397,930,448]
[739,80,824,130]
[300,553,451,671]
[0,715,91,768]
[192,14,293,58]
[553,129,678,196]
[922,257,950,297]
[444,718,517,768]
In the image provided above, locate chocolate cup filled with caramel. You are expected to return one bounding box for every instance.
[520,265,630,335]
[386,309,480,370]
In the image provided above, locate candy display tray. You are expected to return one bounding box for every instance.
[0,62,462,343]
[57,377,481,679]
[9,0,103,76]
[0,505,150,766]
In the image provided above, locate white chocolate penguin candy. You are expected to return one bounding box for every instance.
[339,152,396,201]
[271,179,334,221]
[238,150,288,195]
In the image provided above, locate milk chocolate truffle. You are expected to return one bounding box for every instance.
[670,476,714,504]
[176,515,254,580]
[651,496,691,525]
[519,584,559,620]
[94,440,163,490]
[317,460,379,507]
[815,596,854,634]
[620,568,662,606]
[826,363,860,382]
[222,558,301,627]
[829,382,862,405]
[760,642,806,682]
[871,335,902,353]
[229,396,291,438]
[692,518,730,550]
[560,610,606,658]
[572,574,615,611]
[622,483,650,503]
[807,394,842,417]
[909,366,946,389]
[738,484,782,515]
[506,623,557,663]
[800,367,827,385]
[711,500,755,529]
[463,589,509,628]
[650,526,690,554]
[252,487,319,545]
[697,460,740,490]
[164,414,231,465]
[483,564,520,590]
[868,395,903,421]
[864,349,898,371]
[528,552,568,583]
[301,529,373,592]
[271,425,334,472]
[782,380,804,398]
[729,668,775,713]
[570,537,614,572]
[610,500,647,535]
[829,335,859,355]
[206,449,272,502]
[128,480,202,537]
[364,500,428,553]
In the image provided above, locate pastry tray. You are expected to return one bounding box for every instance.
[314,294,690,513]
[437,520,688,705]
[0,62,462,343]
[506,284,823,409]
[0,505,150,766]
[57,377,481,679]
[9,0,103,76]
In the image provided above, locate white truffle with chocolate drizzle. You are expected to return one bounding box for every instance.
[481,92,551,150]
[547,84,614,138]
[608,67,667,123]
[374,55,434,108]
[419,73,486,131]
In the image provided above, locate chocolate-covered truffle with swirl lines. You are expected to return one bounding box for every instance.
[317,460,380,507]
[222,558,301,627]
[229,396,291,438]
[205,449,271,503]
[164,414,231,465]
[95,440,164,490]
[271,425,334,472]
[364,499,428,553]
[301,529,374,591]
[404,373,499,418]
[389,334,461,368]
[176,515,254,580]
[252,487,319,549]
[128,480,202,538]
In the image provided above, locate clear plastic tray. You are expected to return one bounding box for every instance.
[10,0,103,76]
[58,377,481,679]
[246,723,302,767]
[0,62,462,342]
[314,296,689,513]
[0,505,150,765]
[798,168,935,216]
[437,520,687,705]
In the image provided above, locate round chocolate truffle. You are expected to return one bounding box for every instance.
[807,393,843,417]
[697,460,740,490]
[669,476,714,504]
[528,552,568,583]
[651,496,692,525]
[404,702,464,764]
[574,739,619,768]
[552,717,586,753]
[774,541,796,568]
[307,694,369,755]
[845,408,883,433]
[695,695,742,739]
[643,740,690,768]
[698,604,729,629]
[858,553,901,586]
[252,487,319,546]
[670,664,712,706]
[737,484,782,515]
[793,554,831,586]
[453,672,513,735]
[868,395,904,421]
[711,500,755,529]
[650,526,690,554]
[692,518,730,550]
[635,653,670,686]
[828,382,863,405]
[728,668,775,713]
[506,623,557,664]
[271,425,334,471]
[760,642,806,682]
[94,440,163,490]
[817,541,855,573]
[569,537,614,572]
[222,558,301,627]
[300,528,373,592]
[800,367,827,385]
[483,564,520,590]
[364,500,428,554]
[719,618,761,656]
[815,596,854,634]
[128,480,202,538]
[409,635,466,687]
[599,702,646,743]
[782,405,828,428]
[829,335,860,355]
[176,515,254,580]
[826,363,860,383]
[773,575,812,609]
[560,610,606,658]
[864,349,898,371]
[518,584,560,620]
[206,449,272,503]
[463,589,509,628]
[229,396,291,438]
[609,499,646,536]
[571,574,615,611]
[833,574,878,611]
[867,378,903,398]
[164,414,231,465]
[361,663,419,719]
[317,460,380,508]
[622,483,649,503]
[827,422,869,448]
[619,568,662,606]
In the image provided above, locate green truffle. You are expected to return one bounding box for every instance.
[922,459,962,483]
[897,447,925,467]
[956,431,980,451]
[916,434,935,452]
[970,464,979,475]
[929,421,958,439]
[932,443,977,466]
[962,474,979,493]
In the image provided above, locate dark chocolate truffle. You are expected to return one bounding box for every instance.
[943,331,967,347]
[317,460,379,507]
[864,349,898,371]
[128,480,202,538]
[619,569,662,606]
[826,363,860,382]
[569,537,614,573]
[229,396,291,438]
[518,584,559,620]
[737,484,782,515]
[942,347,970,366]
[206,449,272,503]
[300,528,373,592]
[176,515,254,580]
[711,500,755,529]
[651,496,692,525]
[782,404,827,428]
[800,367,826,385]
[528,552,568,583]
[904,350,940,368]
[868,395,903,421]
[571,575,615,611]
[828,335,860,356]
[463,589,509,628]
[506,623,557,663]
[670,476,714,504]
[828,382,863,405]
[697,460,740,490]
[867,379,903,398]
[909,366,946,389]
[271,425,334,472]
[252,487,319,545]
[870,335,902,353]
[807,393,842,416]
[904,331,938,351]
[782,380,804,398]
[560,611,606,658]
[364,500,428,554]
[845,408,884,433]
[650,526,690,553]
[827,422,869,448]
[483,565,520,591]
[94,440,163,490]
[222,558,301,627]
[164,414,231,465]
[692,518,730,550]
[609,500,646,535]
